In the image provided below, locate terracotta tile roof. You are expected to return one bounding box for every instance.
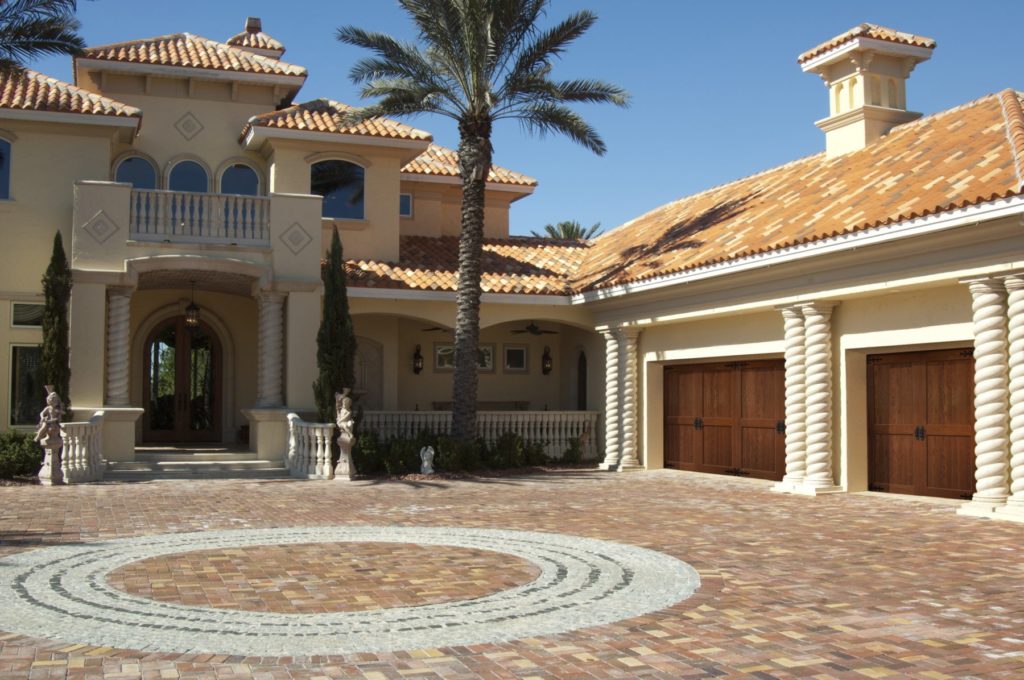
[0,68,140,119]
[226,27,284,53]
[798,24,936,64]
[403,144,538,187]
[81,33,306,78]
[244,99,432,142]
[346,235,588,295]
[575,90,1024,292]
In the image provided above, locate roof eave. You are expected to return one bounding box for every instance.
[74,57,307,90]
[399,172,536,195]
[243,125,432,157]
[799,37,934,71]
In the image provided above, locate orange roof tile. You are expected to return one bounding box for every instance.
[0,69,140,119]
[244,99,432,142]
[798,23,936,64]
[347,235,588,295]
[81,33,305,78]
[226,18,285,53]
[575,91,1024,292]
[403,144,537,187]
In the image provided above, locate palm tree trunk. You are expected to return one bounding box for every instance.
[451,121,492,441]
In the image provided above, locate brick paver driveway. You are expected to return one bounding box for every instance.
[1,470,1023,678]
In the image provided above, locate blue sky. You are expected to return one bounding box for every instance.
[32,1,1024,236]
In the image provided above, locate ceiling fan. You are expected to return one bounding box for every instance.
[511,322,558,336]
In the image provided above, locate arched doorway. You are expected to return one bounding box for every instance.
[143,317,222,442]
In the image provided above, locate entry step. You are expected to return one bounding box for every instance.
[106,458,289,480]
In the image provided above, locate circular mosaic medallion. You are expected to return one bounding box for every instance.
[0,526,700,655]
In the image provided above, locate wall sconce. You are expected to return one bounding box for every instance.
[184,280,200,329]
[412,344,424,374]
[542,346,553,375]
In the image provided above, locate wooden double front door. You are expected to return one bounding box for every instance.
[664,360,786,480]
[143,317,222,442]
[867,349,975,499]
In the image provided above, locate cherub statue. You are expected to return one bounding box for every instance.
[35,385,64,486]
[419,445,435,475]
[333,388,355,480]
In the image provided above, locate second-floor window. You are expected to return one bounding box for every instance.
[311,160,364,220]
[0,138,10,200]
[169,160,209,193]
[221,164,260,196]
[115,156,157,190]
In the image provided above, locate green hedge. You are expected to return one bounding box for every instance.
[352,430,581,476]
[0,430,41,479]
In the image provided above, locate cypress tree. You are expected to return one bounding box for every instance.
[41,231,72,415]
[313,226,357,422]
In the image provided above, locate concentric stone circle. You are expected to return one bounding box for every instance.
[0,526,700,655]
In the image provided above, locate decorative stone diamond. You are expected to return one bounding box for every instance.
[174,112,204,140]
[280,222,313,255]
[82,210,118,244]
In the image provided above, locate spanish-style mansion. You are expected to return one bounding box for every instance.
[1,19,1022,518]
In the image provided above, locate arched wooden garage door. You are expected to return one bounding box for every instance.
[867,348,975,499]
[664,360,786,480]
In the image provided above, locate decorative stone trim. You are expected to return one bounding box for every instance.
[960,279,1011,516]
[773,305,807,493]
[105,287,133,407]
[618,328,642,471]
[256,292,285,407]
[793,301,842,495]
[598,329,621,470]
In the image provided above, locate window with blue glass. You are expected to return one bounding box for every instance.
[168,160,209,193]
[0,138,11,200]
[114,156,157,190]
[311,160,364,219]
[399,193,413,217]
[220,164,259,196]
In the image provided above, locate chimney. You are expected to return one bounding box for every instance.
[798,24,935,157]
[226,17,286,59]
[245,17,262,34]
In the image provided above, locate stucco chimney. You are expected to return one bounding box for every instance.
[798,24,935,157]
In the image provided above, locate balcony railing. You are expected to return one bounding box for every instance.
[129,189,270,245]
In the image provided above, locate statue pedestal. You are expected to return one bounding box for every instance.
[333,450,354,481]
[38,446,64,486]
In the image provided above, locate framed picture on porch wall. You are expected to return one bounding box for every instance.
[433,343,495,372]
[502,344,528,373]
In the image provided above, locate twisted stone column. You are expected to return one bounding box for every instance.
[599,329,621,470]
[774,305,807,492]
[800,302,841,491]
[105,287,133,407]
[256,292,285,408]
[618,328,642,470]
[1004,275,1024,508]
[959,279,1010,515]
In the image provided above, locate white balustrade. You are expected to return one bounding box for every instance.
[59,411,105,484]
[360,411,600,460]
[129,189,270,245]
[286,414,335,479]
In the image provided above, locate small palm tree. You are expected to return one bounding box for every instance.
[0,0,86,75]
[531,220,601,240]
[339,0,627,440]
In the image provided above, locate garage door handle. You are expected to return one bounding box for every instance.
[776,420,786,434]
[693,417,703,430]
[914,426,926,440]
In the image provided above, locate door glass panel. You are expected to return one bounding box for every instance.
[189,328,214,432]
[148,325,176,431]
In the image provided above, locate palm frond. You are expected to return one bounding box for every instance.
[0,0,84,74]
[508,102,607,155]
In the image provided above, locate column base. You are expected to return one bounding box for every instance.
[617,461,644,472]
[993,500,1024,522]
[242,408,290,462]
[786,482,844,496]
[957,496,1007,517]
[770,477,804,494]
[598,460,621,471]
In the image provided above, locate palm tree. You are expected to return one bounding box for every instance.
[531,220,601,240]
[0,0,86,75]
[338,0,627,440]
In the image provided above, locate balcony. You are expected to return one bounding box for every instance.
[129,189,270,246]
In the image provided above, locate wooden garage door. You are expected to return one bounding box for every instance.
[867,349,975,499]
[664,360,786,480]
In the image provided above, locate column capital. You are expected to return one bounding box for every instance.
[256,290,287,302]
[1001,273,1024,291]
[777,304,805,318]
[800,300,839,314]
[961,275,1006,291]
[618,327,642,341]
[106,285,135,298]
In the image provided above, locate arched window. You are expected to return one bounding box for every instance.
[115,156,157,190]
[311,160,364,219]
[220,163,260,196]
[0,138,11,200]
[168,160,209,193]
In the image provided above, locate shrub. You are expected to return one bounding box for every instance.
[559,437,584,465]
[435,436,482,472]
[353,430,384,476]
[0,430,41,479]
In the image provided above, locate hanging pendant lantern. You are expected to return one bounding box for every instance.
[185,280,200,329]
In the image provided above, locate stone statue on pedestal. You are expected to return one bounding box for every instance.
[333,388,355,481]
[35,385,64,486]
[420,445,435,475]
